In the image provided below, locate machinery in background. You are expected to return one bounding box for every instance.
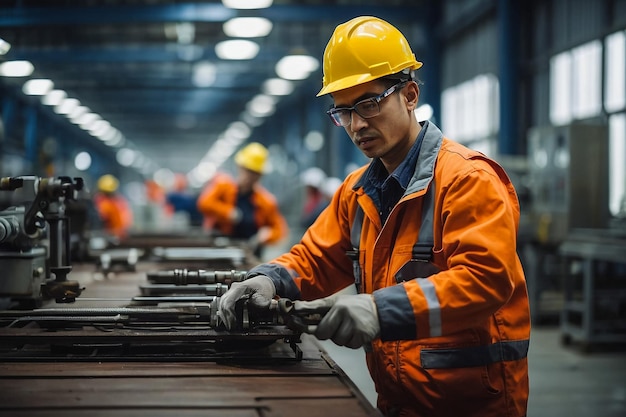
[523,121,610,323]
[0,176,85,308]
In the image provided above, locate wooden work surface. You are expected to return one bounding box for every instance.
[0,261,381,417]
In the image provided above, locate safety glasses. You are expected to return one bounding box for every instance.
[326,81,407,127]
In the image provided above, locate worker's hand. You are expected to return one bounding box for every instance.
[294,294,380,349]
[218,275,276,330]
[229,208,242,224]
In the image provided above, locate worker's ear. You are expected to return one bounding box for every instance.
[404,82,419,111]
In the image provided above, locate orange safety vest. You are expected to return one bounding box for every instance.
[93,193,133,239]
[196,173,288,244]
[251,122,530,417]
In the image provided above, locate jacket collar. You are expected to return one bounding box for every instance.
[354,121,444,195]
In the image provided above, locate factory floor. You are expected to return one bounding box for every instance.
[320,325,626,417]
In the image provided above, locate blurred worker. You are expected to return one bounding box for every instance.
[197,142,288,258]
[219,16,530,417]
[299,167,327,229]
[93,174,133,239]
[303,176,343,229]
[165,173,203,227]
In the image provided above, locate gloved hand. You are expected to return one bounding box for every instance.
[291,294,380,349]
[218,275,276,330]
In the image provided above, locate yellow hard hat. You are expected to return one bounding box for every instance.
[97,174,119,193]
[234,142,268,174]
[317,16,423,97]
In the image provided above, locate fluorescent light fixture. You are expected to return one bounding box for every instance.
[77,113,101,129]
[0,38,11,55]
[22,79,53,96]
[68,106,90,123]
[74,151,92,171]
[262,78,294,96]
[54,98,80,115]
[192,61,216,87]
[275,55,319,80]
[225,121,251,140]
[222,0,272,9]
[0,60,34,77]
[223,17,273,38]
[215,39,259,60]
[116,148,136,167]
[42,89,67,106]
[246,94,276,117]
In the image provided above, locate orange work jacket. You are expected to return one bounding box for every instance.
[93,192,133,239]
[196,174,288,245]
[249,122,530,417]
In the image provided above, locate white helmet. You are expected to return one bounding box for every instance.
[300,167,327,189]
[322,177,343,198]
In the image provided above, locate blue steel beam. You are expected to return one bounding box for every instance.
[0,4,423,27]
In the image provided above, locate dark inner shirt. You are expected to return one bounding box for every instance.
[232,191,259,239]
[369,121,428,224]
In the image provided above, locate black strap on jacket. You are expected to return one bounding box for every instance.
[348,180,436,291]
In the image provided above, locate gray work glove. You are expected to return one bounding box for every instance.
[218,275,276,330]
[293,294,380,349]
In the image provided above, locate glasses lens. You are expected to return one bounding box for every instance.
[355,98,380,119]
[329,109,349,126]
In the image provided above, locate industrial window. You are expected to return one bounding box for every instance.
[609,112,626,216]
[605,31,626,113]
[550,40,603,125]
[441,73,499,153]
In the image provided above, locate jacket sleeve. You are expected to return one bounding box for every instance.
[256,190,289,244]
[250,179,357,300]
[374,155,523,341]
[196,177,234,225]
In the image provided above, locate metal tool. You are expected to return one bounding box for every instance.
[275,298,331,334]
[146,268,247,286]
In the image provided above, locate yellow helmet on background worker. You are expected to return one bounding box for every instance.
[97,174,119,193]
[234,142,268,174]
[317,16,423,97]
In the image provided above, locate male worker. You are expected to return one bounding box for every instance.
[219,16,530,417]
[93,174,133,239]
[197,142,288,258]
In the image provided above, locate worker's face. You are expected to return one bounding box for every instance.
[237,166,262,193]
[331,80,419,165]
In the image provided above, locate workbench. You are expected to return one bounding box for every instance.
[558,228,626,350]
[0,260,381,417]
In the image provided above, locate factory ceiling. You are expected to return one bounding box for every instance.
[0,1,424,179]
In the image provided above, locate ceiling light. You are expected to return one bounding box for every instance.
[42,89,67,106]
[77,113,101,129]
[68,106,90,123]
[0,38,11,55]
[215,40,259,60]
[222,0,272,9]
[247,94,276,117]
[22,79,53,96]
[223,17,273,38]
[53,98,80,115]
[74,151,92,171]
[262,78,294,96]
[275,55,319,80]
[0,60,34,77]
[192,61,216,87]
[116,148,136,167]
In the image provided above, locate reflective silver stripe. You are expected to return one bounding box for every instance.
[421,339,530,369]
[417,278,442,337]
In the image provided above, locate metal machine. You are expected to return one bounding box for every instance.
[0,176,378,416]
[0,176,85,308]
